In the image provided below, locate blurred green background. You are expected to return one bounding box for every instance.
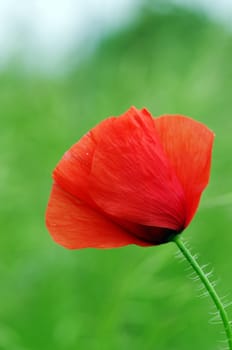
[1,2,232,350]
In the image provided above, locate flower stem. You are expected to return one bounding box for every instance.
[173,235,232,350]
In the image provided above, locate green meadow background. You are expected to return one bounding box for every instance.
[1,5,232,350]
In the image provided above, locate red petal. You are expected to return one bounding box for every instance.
[89,107,186,231]
[46,184,145,249]
[155,115,214,226]
[53,118,113,206]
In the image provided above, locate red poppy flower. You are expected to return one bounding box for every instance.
[45,107,214,249]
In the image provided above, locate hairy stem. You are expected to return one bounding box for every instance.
[173,235,232,350]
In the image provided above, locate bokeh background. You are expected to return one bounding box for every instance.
[1,1,232,349]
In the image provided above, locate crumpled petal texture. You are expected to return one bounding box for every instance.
[46,184,147,249]
[46,107,214,249]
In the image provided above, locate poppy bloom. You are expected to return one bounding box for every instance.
[46,107,214,249]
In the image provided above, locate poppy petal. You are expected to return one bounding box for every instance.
[89,107,186,231]
[154,115,214,226]
[46,184,145,249]
[53,116,118,205]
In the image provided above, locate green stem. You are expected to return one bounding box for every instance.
[173,235,232,350]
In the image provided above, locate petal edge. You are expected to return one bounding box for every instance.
[155,114,214,226]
